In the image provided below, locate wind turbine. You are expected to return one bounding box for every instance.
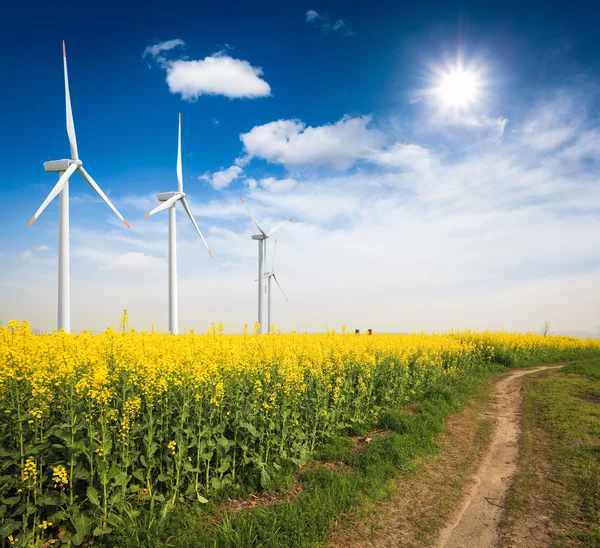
[264,239,288,333]
[28,41,130,334]
[145,114,212,334]
[240,197,291,334]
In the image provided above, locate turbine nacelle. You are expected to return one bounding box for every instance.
[252,234,266,241]
[44,159,82,172]
[157,191,185,202]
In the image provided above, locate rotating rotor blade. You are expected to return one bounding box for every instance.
[28,162,79,226]
[267,218,292,237]
[271,238,278,272]
[181,197,213,257]
[63,41,79,161]
[239,197,266,236]
[272,274,288,302]
[144,192,182,218]
[78,167,130,228]
[177,113,183,193]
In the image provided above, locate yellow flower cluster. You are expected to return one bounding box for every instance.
[22,456,37,483]
[52,465,68,488]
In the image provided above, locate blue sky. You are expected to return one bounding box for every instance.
[1,0,599,334]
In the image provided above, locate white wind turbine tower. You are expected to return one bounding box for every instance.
[264,239,288,333]
[240,197,291,334]
[28,41,131,334]
[145,114,212,334]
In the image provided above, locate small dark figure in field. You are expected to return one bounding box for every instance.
[355,329,360,335]
[367,329,373,335]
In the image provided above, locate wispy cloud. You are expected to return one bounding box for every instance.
[144,39,271,100]
[103,252,167,273]
[305,9,354,37]
[143,39,185,67]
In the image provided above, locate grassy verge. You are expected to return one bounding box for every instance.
[499,358,600,547]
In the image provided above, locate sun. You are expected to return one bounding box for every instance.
[436,69,481,108]
[423,56,487,112]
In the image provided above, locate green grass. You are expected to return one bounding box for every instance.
[500,358,600,547]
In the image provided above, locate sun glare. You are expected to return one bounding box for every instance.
[437,69,480,107]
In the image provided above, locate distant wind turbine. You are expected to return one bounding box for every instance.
[28,41,130,334]
[145,114,212,334]
[265,239,288,333]
[240,197,291,334]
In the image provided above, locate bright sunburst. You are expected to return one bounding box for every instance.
[436,69,481,107]
[424,56,487,113]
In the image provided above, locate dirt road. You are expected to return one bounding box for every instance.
[434,365,566,548]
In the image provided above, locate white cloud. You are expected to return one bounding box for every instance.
[305,9,354,36]
[259,177,298,193]
[103,252,167,272]
[240,115,385,169]
[305,10,319,22]
[167,55,271,100]
[521,93,579,151]
[19,249,56,266]
[432,112,508,140]
[369,144,433,176]
[200,166,243,190]
[36,245,51,252]
[144,39,271,100]
[143,39,185,60]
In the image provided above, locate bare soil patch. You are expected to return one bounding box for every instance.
[351,429,393,452]
[435,365,567,548]
[217,478,304,517]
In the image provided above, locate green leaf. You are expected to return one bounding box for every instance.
[197,493,208,504]
[1,495,20,505]
[132,469,144,481]
[107,463,121,482]
[217,461,230,474]
[240,421,259,438]
[157,473,170,482]
[113,471,128,487]
[93,527,113,537]
[86,486,101,507]
[39,491,62,506]
[260,468,271,489]
[0,519,19,536]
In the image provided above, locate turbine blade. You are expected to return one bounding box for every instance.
[181,197,213,257]
[272,238,278,272]
[144,193,182,218]
[273,274,288,301]
[28,162,78,226]
[267,218,292,237]
[240,197,266,236]
[177,113,183,193]
[63,41,79,160]
[78,166,130,229]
